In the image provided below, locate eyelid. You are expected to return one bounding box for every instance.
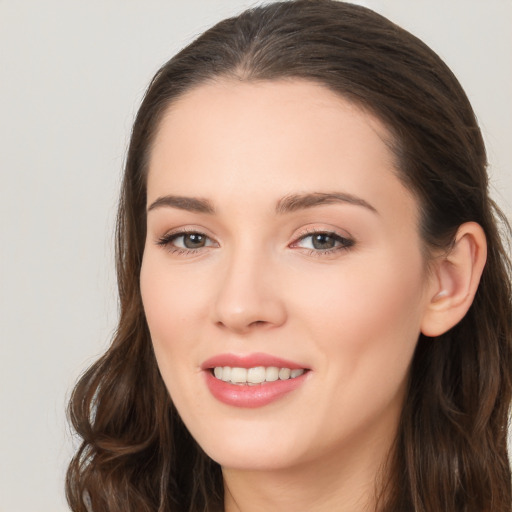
[289,226,355,253]
[153,225,355,256]
[155,227,219,253]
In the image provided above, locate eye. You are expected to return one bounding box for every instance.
[292,231,354,253]
[156,230,217,252]
[174,232,210,249]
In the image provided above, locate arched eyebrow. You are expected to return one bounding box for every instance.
[147,195,215,214]
[276,192,378,215]
[147,191,378,215]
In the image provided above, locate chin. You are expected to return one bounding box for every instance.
[191,422,307,472]
[207,445,300,472]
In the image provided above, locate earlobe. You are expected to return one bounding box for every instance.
[421,222,487,337]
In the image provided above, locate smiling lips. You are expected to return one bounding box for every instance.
[202,353,310,408]
[213,366,305,384]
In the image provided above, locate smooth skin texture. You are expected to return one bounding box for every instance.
[140,80,486,512]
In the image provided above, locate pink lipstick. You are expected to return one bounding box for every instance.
[201,353,310,408]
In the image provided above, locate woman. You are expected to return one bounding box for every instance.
[66,1,512,511]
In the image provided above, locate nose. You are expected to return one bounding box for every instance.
[212,248,287,334]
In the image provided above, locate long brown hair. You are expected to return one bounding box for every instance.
[66,1,512,510]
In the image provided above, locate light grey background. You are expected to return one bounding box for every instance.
[1,1,510,511]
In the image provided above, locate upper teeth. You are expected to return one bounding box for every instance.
[213,366,305,385]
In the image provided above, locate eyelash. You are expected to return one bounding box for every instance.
[291,228,355,256]
[156,229,215,256]
[155,228,355,256]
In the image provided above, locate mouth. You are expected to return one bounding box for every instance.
[211,366,306,385]
[201,353,311,408]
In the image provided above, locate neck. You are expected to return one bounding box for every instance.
[222,429,394,512]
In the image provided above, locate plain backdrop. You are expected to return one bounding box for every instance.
[1,1,511,511]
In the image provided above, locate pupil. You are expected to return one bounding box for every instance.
[184,233,205,248]
[312,234,335,250]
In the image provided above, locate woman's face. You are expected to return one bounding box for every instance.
[140,80,434,472]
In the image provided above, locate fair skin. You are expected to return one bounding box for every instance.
[140,79,486,511]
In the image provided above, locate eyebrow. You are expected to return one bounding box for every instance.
[275,192,378,215]
[147,195,215,214]
[147,191,378,215]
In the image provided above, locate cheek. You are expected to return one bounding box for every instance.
[298,250,427,388]
[283,256,427,451]
[139,252,211,386]
[301,255,424,330]
[141,253,208,336]
[140,254,214,420]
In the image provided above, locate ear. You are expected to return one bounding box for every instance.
[421,222,487,337]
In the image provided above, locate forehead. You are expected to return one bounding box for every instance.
[146,79,417,223]
[151,79,394,159]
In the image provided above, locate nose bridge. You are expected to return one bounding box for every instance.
[213,238,286,332]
